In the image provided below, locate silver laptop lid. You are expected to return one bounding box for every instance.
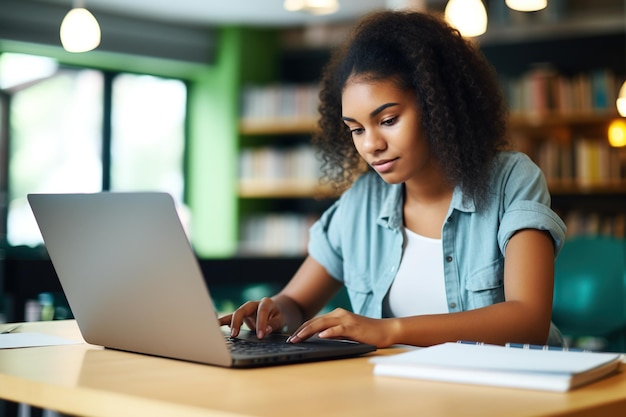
[28,192,232,366]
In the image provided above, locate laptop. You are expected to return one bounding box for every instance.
[27,192,376,367]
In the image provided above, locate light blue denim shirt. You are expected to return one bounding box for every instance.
[308,151,567,345]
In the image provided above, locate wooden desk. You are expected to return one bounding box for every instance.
[1,321,625,417]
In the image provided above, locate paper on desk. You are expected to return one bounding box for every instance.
[0,332,83,349]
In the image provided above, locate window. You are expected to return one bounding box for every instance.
[110,74,186,196]
[0,53,187,247]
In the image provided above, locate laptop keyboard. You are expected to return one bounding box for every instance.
[225,336,313,355]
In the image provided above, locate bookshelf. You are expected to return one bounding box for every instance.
[476,1,626,241]
[489,45,626,240]
[238,84,321,197]
[237,82,336,256]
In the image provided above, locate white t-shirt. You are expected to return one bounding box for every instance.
[383,228,449,318]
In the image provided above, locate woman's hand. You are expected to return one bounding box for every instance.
[287,308,396,348]
[218,257,343,340]
[218,297,286,339]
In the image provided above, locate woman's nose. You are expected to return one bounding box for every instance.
[361,131,386,153]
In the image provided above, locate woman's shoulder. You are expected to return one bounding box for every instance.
[490,150,550,201]
[493,151,541,175]
[495,150,534,165]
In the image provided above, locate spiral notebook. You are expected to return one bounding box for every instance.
[371,342,622,392]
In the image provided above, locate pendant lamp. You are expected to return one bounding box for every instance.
[283,0,340,15]
[617,0,626,117]
[60,0,101,53]
[617,84,626,117]
[444,0,488,38]
[505,0,547,12]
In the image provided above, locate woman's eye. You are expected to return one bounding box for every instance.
[350,127,364,135]
[381,116,397,126]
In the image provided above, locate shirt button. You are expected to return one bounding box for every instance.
[449,302,457,309]
[446,256,453,262]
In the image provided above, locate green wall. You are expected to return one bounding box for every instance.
[187,29,240,257]
[187,27,279,257]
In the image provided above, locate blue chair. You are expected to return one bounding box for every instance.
[552,236,626,352]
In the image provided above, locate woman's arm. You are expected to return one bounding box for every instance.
[274,256,344,332]
[219,256,342,338]
[288,229,556,347]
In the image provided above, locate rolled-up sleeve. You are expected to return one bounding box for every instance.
[498,200,567,256]
[496,153,567,256]
[308,200,345,281]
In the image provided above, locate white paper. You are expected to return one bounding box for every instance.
[0,332,83,349]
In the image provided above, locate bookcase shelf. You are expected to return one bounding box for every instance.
[237,79,332,256]
[502,62,626,239]
[509,112,622,129]
[548,182,626,196]
[238,178,334,199]
[239,118,318,135]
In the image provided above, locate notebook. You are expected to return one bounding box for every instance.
[27,192,376,368]
[371,342,622,392]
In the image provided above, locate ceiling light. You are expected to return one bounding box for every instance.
[505,0,548,12]
[60,0,101,53]
[444,0,487,38]
[284,0,340,15]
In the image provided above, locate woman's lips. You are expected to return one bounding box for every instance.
[371,158,398,173]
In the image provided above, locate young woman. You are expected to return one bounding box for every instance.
[219,10,566,348]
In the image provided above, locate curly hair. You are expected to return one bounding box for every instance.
[313,10,509,207]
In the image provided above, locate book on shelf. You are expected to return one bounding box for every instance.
[239,213,317,256]
[504,67,618,116]
[240,83,319,121]
[238,145,321,182]
[531,137,625,189]
[371,342,622,392]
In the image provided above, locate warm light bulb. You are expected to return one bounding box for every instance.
[608,119,626,147]
[617,81,626,117]
[284,0,339,15]
[505,0,548,12]
[444,0,488,38]
[60,8,101,53]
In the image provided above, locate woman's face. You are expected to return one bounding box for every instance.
[341,76,437,185]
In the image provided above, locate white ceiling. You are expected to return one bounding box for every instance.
[40,0,433,27]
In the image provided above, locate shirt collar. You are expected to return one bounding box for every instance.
[450,185,476,213]
[377,183,476,230]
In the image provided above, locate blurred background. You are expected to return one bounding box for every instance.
[0,0,624,352]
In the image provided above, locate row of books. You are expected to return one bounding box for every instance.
[531,138,626,186]
[238,145,321,180]
[238,213,317,256]
[502,67,619,116]
[562,211,626,239]
[240,66,621,123]
[240,83,320,121]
